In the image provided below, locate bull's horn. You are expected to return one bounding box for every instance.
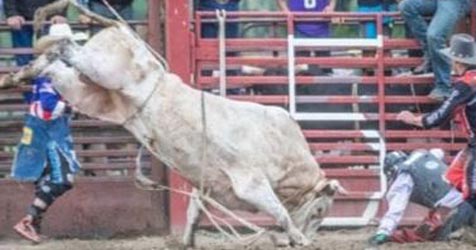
[329,180,349,196]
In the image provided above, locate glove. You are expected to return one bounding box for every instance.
[368,233,389,246]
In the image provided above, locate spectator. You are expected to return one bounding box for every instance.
[277,0,336,76]
[6,24,84,244]
[79,0,133,28]
[357,0,397,38]
[0,0,4,21]
[399,0,471,101]
[197,0,241,38]
[3,0,67,66]
[368,149,473,246]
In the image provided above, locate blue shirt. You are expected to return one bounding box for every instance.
[288,0,330,38]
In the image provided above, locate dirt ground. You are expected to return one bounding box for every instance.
[0,228,475,250]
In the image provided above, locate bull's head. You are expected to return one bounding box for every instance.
[290,179,347,238]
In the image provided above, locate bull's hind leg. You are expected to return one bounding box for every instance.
[183,188,202,247]
[222,168,311,246]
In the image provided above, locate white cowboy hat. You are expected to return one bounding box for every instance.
[35,23,88,53]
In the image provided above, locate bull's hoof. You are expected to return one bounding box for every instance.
[289,229,311,247]
[270,232,291,248]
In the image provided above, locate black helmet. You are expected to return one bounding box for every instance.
[384,151,408,181]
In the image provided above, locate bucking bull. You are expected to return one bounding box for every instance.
[1,0,347,247]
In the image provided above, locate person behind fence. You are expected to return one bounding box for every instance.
[399,0,471,101]
[78,0,133,33]
[367,149,476,246]
[276,0,336,76]
[196,0,242,39]
[3,0,67,67]
[7,23,85,244]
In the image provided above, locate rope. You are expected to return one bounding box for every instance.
[121,77,160,126]
[409,82,421,114]
[199,91,207,193]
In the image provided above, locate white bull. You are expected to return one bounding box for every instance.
[1,0,346,247]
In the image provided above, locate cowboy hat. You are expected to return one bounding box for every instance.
[440,33,476,66]
[35,23,88,53]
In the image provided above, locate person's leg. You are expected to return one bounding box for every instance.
[358,4,383,39]
[427,0,471,95]
[11,25,34,66]
[398,0,437,56]
[14,146,74,243]
[89,2,132,33]
[118,4,133,20]
[436,201,476,240]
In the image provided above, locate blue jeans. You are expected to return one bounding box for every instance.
[11,25,34,66]
[198,1,240,38]
[11,115,80,182]
[90,2,133,34]
[399,0,471,89]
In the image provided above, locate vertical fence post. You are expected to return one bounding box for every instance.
[148,0,162,52]
[376,14,385,138]
[472,0,476,37]
[165,0,193,234]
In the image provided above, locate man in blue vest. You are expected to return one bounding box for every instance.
[368,149,475,246]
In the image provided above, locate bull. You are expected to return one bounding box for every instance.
[0,0,346,247]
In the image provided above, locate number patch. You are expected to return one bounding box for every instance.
[304,0,317,9]
[21,127,33,145]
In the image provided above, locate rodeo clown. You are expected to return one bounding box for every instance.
[376,33,476,246]
[9,24,85,243]
[367,149,475,246]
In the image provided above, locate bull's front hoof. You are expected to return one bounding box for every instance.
[289,229,311,247]
[270,232,291,248]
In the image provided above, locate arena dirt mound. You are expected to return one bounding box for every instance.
[0,228,475,250]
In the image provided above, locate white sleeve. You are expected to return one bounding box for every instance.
[377,173,414,235]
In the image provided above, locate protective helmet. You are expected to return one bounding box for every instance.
[383,151,408,181]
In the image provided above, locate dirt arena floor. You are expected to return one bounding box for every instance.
[0,228,475,250]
